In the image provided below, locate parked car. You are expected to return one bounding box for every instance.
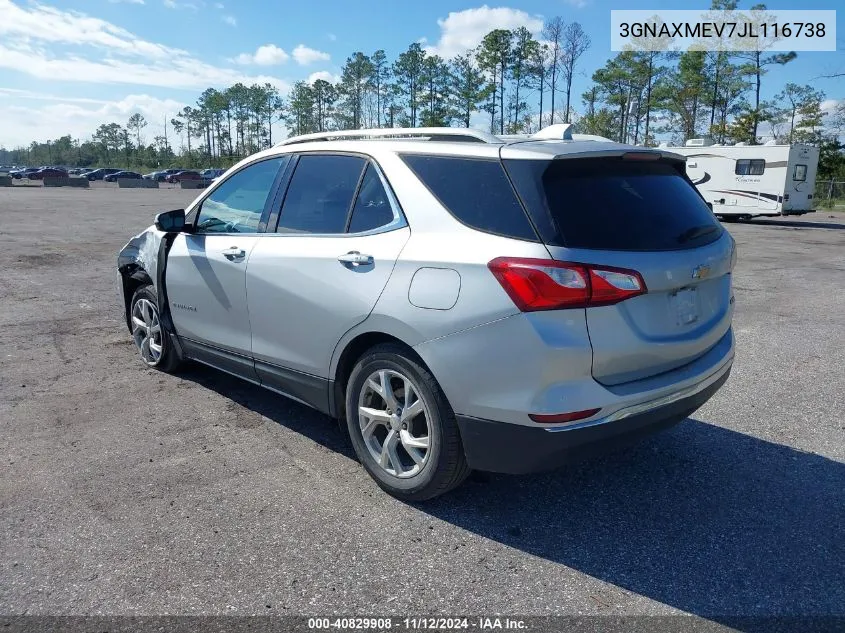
[144,169,182,182]
[166,170,201,183]
[86,168,123,181]
[105,171,143,182]
[28,167,68,180]
[11,167,39,179]
[200,168,225,181]
[117,125,736,500]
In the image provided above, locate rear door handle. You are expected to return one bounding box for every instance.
[337,251,373,266]
[222,246,246,260]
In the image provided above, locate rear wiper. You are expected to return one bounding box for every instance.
[676,225,718,243]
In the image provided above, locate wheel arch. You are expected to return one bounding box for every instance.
[329,318,430,421]
[119,265,153,330]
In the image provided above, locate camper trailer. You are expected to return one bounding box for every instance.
[666,139,819,219]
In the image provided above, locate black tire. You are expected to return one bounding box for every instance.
[345,343,470,501]
[129,285,182,372]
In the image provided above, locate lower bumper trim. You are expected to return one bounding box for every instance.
[456,368,730,475]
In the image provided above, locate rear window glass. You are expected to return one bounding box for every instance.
[504,158,722,251]
[793,164,807,181]
[401,155,537,241]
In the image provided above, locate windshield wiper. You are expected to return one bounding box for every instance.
[676,224,718,244]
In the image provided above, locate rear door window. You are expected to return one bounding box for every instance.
[504,157,722,251]
[347,165,396,233]
[793,164,807,181]
[276,155,366,234]
[401,155,538,241]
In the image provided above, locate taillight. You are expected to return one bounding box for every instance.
[488,257,646,311]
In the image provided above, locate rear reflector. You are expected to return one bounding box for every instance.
[488,257,646,311]
[529,408,602,424]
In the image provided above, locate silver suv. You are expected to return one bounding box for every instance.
[118,125,735,500]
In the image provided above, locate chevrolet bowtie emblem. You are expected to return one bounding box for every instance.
[692,265,711,279]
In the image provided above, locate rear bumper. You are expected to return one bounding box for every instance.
[456,366,730,475]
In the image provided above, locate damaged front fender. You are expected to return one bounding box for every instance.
[117,226,165,328]
[116,227,181,363]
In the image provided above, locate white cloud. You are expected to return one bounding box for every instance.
[0,44,288,92]
[0,93,189,147]
[307,71,340,85]
[424,5,544,59]
[163,0,201,9]
[222,14,236,26]
[109,0,145,4]
[233,44,289,66]
[327,33,337,41]
[563,0,589,8]
[292,44,331,65]
[214,2,224,7]
[0,0,183,60]
[821,99,842,114]
[0,2,287,93]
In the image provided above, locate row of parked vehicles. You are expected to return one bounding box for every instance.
[8,166,69,180]
[143,168,225,183]
[5,166,226,183]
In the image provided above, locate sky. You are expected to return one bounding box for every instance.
[0,0,843,148]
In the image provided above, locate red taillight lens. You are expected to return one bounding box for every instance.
[488,257,646,312]
[529,408,602,424]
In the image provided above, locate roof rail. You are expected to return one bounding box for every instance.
[276,127,501,146]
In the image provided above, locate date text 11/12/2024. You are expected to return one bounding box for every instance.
[307,617,527,630]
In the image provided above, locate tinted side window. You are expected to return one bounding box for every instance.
[347,165,395,233]
[196,157,284,233]
[401,155,538,241]
[735,159,765,175]
[277,155,366,234]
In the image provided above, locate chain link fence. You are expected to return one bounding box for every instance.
[815,180,845,209]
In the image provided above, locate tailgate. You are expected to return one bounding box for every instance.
[504,153,735,386]
[546,237,734,385]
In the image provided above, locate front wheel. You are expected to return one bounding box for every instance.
[129,285,181,372]
[345,344,469,501]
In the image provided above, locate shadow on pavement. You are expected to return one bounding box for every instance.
[179,366,844,629]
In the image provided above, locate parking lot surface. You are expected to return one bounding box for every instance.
[1,186,843,619]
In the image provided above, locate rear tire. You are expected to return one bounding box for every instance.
[345,343,469,501]
[129,285,182,372]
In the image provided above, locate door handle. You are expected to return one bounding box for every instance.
[337,251,373,266]
[222,246,246,260]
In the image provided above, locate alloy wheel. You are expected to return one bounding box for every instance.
[131,298,164,366]
[357,369,432,478]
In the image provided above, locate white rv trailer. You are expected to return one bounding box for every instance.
[665,139,820,218]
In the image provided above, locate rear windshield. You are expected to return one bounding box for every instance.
[504,157,722,251]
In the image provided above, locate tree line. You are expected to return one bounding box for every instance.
[2,1,843,178]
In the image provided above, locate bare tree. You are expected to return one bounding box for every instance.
[541,17,564,127]
[561,22,591,123]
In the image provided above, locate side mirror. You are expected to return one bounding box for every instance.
[706,202,714,212]
[154,209,186,233]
